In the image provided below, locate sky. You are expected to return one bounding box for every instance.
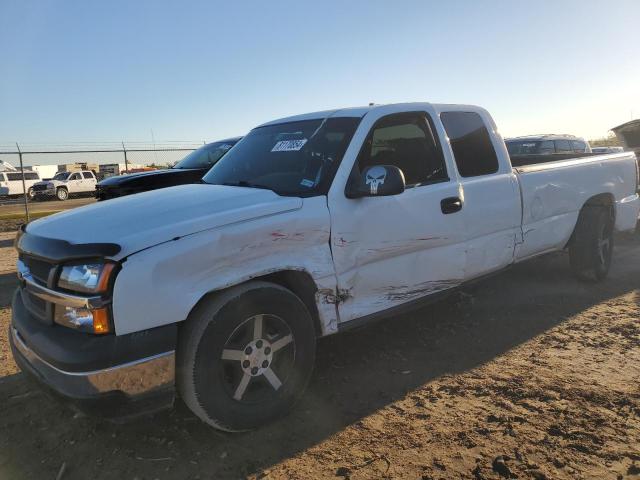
[1,0,639,151]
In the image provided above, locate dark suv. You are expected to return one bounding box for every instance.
[95,137,242,201]
[505,134,591,156]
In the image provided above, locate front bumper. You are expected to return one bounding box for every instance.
[33,187,56,196]
[10,290,176,420]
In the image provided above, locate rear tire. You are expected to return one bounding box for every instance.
[176,281,316,432]
[569,205,614,282]
[56,187,68,201]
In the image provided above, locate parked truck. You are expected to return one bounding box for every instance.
[11,103,640,431]
[31,170,98,200]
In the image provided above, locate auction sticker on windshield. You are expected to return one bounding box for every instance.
[271,139,307,152]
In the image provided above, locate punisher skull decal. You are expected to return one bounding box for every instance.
[365,166,387,195]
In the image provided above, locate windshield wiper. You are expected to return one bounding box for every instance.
[221,181,274,191]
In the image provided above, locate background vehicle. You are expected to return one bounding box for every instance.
[31,170,97,200]
[0,170,41,199]
[11,103,639,432]
[95,137,241,200]
[505,134,591,156]
[591,146,624,154]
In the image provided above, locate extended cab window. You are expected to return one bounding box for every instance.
[356,112,447,187]
[82,172,93,179]
[440,111,499,177]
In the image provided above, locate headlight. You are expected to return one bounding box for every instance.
[54,306,111,334]
[55,262,117,334]
[58,263,115,293]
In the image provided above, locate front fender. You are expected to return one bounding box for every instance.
[112,197,337,336]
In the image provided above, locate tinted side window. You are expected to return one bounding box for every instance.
[6,173,22,181]
[70,173,80,180]
[24,172,39,180]
[539,140,555,154]
[571,140,586,153]
[357,112,448,186]
[555,140,572,153]
[440,111,499,177]
[82,172,93,179]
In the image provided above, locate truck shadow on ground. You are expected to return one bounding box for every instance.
[0,245,638,479]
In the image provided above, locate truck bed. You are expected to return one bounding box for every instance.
[510,152,607,168]
[512,151,639,261]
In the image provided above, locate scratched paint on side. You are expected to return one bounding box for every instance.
[381,279,461,302]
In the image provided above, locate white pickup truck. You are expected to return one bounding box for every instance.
[11,103,639,431]
[31,170,98,200]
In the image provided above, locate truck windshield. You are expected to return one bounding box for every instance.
[202,117,361,196]
[174,140,238,170]
[52,172,70,181]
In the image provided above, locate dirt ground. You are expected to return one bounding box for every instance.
[0,225,638,480]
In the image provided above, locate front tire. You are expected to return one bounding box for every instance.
[56,187,68,201]
[176,281,316,432]
[569,205,614,282]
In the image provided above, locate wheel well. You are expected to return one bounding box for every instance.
[584,193,614,210]
[188,270,323,338]
[566,193,615,247]
[259,270,323,337]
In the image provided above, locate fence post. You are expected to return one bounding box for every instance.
[122,142,129,173]
[16,143,29,223]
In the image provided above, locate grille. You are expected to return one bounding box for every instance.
[22,289,49,323]
[19,254,56,324]
[20,254,53,285]
[32,184,49,191]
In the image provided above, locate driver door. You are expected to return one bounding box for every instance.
[327,111,467,323]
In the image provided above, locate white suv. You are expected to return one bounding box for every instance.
[0,171,42,199]
[31,170,97,201]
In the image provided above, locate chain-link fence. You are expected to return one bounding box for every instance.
[0,142,204,223]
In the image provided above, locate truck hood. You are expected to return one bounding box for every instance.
[25,184,302,259]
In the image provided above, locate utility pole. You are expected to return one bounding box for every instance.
[122,142,129,173]
[16,143,29,223]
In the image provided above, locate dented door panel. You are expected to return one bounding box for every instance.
[328,182,467,323]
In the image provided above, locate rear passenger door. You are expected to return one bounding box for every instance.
[82,171,96,192]
[67,173,82,193]
[328,110,467,323]
[439,110,522,279]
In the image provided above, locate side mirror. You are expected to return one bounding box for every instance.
[346,165,406,198]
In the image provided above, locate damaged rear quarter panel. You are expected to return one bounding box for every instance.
[112,196,338,335]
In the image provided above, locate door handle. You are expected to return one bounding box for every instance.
[440,196,463,214]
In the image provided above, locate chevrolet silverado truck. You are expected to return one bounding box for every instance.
[11,103,640,431]
[32,170,98,201]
